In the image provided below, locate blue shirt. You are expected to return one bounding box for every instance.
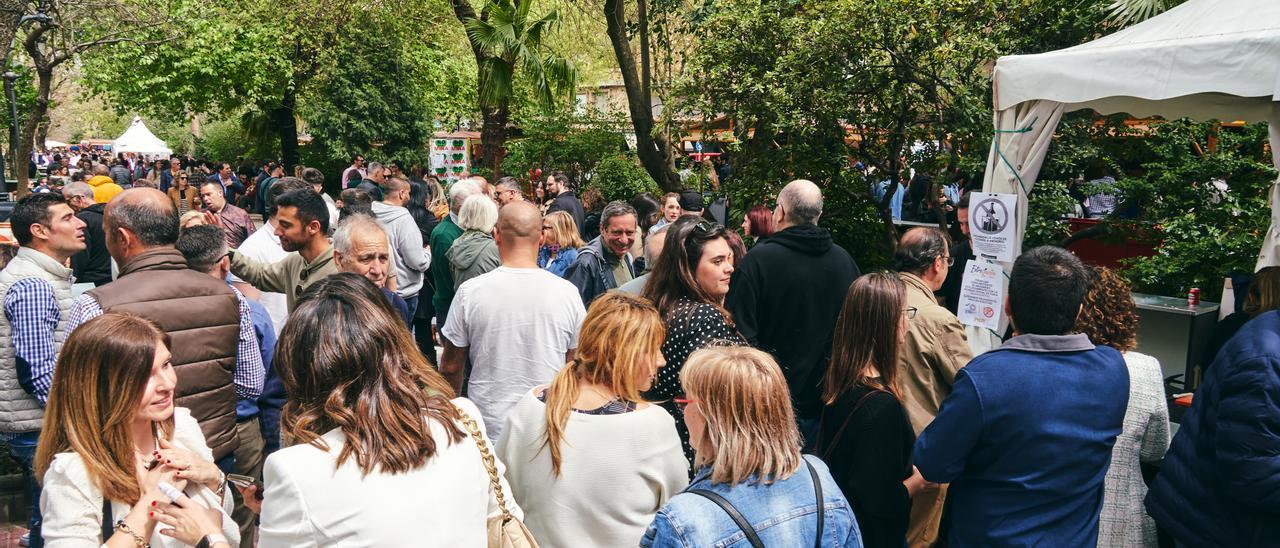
[3,277,64,405]
[235,290,276,421]
[913,333,1129,547]
[875,180,905,220]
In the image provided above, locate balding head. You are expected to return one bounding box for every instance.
[776,179,823,228]
[103,188,180,265]
[494,201,543,266]
[93,164,110,177]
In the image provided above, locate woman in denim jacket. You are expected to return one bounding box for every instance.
[641,346,864,547]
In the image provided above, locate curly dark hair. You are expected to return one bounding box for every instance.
[1076,266,1138,352]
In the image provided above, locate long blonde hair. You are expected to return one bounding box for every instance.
[35,313,174,504]
[542,292,664,475]
[682,346,802,485]
[544,211,585,250]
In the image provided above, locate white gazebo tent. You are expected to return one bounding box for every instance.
[112,117,172,158]
[975,0,1280,352]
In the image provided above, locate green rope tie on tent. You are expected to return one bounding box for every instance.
[992,116,1039,197]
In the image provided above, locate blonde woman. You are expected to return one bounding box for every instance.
[498,292,688,547]
[37,313,238,548]
[641,346,862,547]
[537,211,586,278]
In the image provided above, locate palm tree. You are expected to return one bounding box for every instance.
[452,0,575,177]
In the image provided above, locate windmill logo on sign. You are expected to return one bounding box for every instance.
[975,198,1009,235]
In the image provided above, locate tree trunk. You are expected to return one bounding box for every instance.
[15,67,51,198]
[479,103,508,178]
[603,0,680,192]
[272,88,299,171]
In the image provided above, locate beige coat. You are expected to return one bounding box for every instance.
[897,272,973,434]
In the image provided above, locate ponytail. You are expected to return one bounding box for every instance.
[542,360,583,476]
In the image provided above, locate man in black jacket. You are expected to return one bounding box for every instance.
[545,171,586,235]
[726,179,860,443]
[62,181,112,285]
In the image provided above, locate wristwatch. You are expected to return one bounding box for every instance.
[195,534,228,548]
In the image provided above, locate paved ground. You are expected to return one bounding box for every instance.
[0,525,24,547]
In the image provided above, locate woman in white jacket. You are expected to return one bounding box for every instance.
[498,292,689,548]
[254,273,520,547]
[37,313,237,548]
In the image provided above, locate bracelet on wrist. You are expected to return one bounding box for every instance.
[115,519,149,548]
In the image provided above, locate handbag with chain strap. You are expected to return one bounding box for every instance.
[454,404,540,548]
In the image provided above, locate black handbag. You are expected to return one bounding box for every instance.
[688,457,826,548]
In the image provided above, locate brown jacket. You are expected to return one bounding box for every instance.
[897,272,973,434]
[88,248,241,459]
[167,186,201,213]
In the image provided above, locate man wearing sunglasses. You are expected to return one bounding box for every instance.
[892,226,973,546]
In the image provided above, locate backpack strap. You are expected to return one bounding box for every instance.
[805,457,825,548]
[688,489,765,548]
[818,389,885,461]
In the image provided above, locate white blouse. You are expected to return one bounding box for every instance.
[40,407,239,548]
[257,397,522,547]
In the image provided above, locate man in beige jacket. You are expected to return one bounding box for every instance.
[895,226,973,547]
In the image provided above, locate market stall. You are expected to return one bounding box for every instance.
[970,0,1280,356]
[112,117,172,158]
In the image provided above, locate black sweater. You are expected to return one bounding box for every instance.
[725,225,859,418]
[817,385,915,548]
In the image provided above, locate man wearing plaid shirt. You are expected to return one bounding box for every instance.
[0,194,87,548]
[64,188,263,474]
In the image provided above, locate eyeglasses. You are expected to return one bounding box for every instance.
[903,306,918,319]
[940,255,954,266]
[541,226,552,231]
[673,397,697,412]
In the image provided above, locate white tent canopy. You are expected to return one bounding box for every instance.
[974,0,1280,353]
[112,117,172,157]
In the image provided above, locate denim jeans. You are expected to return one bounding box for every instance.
[9,431,42,548]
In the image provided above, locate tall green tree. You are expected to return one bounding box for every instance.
[451,0,576,177]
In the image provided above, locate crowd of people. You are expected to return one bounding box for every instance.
[0,150,1274,548]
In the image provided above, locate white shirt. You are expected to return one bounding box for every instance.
[231,220,288,336]
[257,398,520,548]
[498,389,689,548]
[441,267,585,441]
[40,408,239,548]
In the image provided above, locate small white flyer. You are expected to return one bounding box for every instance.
[969,192,1018,262]
[957,260,1005,331]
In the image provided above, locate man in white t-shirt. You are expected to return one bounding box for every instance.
[441,201,585,441]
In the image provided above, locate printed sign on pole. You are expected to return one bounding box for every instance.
[957,260,1005,332]
[968,192,1018,262]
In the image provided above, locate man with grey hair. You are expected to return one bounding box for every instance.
[430,177,485,327]
[564,200,637,306]
[618,223,668,295]
[63,181,111,286]
[356,161,386,201]
[332,214,412,325]
[726,179,859,443]
[494,176,523,206]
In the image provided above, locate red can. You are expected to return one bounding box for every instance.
[1188,287,1201,306]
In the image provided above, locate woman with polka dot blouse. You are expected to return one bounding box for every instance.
[642,216,746,465]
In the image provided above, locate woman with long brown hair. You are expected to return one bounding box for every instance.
[641,216,745,464]
[38,313,238,548]
[815,272,924,548]
[497,292,688,547]
[256,273,521,547]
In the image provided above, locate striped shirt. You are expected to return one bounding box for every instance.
[66,289,264,400]
[3,277,64,405]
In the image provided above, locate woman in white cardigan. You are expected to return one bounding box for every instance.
[251,273,521,547]
[1076,267,1172,548]
[37,313,237,548]
[498,292,689,548]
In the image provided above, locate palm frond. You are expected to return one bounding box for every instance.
[1106,0,1168,25]
[477,57,515,109]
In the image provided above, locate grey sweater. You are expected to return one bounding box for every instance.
[372,201,431,299]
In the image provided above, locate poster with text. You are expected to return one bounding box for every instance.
[957,260,1005,332]
[969,192,1017,262]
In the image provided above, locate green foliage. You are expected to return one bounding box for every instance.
[464,0,576,111]
[587,154,660,202]
[501,106,627,185]
[1023,179,1078,249]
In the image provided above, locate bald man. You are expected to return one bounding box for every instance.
[440,201,585,441]
[65,188,264,468]
[725,179,860,441]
